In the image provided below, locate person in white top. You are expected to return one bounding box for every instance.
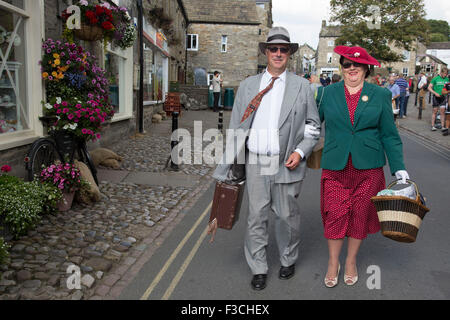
[213,26,321,291]
[212,71,222,112]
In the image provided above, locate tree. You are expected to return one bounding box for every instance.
[427,19,450,41]
[329,0,429,63]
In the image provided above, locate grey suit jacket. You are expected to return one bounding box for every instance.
[213,71,321,184]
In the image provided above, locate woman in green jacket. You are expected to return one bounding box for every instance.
[316,46,410,288]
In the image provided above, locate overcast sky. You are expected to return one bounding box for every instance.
[272,0,450,49]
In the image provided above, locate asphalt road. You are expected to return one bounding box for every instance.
[119,130,450,301]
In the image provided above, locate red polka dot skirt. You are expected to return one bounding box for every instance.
[320,86,385,240]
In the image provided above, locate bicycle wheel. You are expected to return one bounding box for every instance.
[76,141,99,186]
[25,138,63,181]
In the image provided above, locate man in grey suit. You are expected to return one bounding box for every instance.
[213,27,321,290]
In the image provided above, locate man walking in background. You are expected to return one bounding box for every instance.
[395,74,409,118]
[212,71,222,112]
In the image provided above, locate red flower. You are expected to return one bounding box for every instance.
[101,21,114,30]
[95,5,104,15]
[1,165,11,173]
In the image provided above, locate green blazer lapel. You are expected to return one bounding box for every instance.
[353,81,375,128]
[278,72,299,128]
[334,81,353,129]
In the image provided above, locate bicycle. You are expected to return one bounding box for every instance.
[24,116,98,184]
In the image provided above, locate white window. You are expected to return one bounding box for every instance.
[402,68,409,77]
[1,0,44,150]
[402,50,410,62]
[328,40,334,47]
[221,35,227,53]
[105,43,134,121]
[256,3,265,9]
[187,34,198,51]
[327,53,333,64]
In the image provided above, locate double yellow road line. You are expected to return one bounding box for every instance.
[140,201,213,300]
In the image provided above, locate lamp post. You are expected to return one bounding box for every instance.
[137,0,144,134]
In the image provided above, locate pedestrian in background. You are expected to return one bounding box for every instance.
[212,71,222,112]
[309,74,323,98]
[428,67,449,132]
[387,75,401,120]
[331,73,341,84]
[417,72,428,110]
[395,74,409,118]
[213,26,321,291]
[316,46,409,288]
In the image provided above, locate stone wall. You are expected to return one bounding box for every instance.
[186,24,260,87]
[179,85,209,106]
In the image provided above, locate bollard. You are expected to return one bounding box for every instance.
[170,112,180,171]
[418,96,423,120]
[218,110,224,134]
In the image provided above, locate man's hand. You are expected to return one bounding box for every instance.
[285,152,301,170]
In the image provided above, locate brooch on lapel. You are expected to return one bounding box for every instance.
[362,95,369,102]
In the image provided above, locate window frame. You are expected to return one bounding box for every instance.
[0,0,44,151]
[186,34,198,51]
[221,35,227,53]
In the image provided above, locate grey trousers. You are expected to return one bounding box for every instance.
[244,157,303,275]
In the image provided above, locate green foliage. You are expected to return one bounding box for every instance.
[0,237,10,265]
[330,0,429,62]
[0,175,62,239]
[427,19,450,41]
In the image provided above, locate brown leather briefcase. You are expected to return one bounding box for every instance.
[208,181,245,242]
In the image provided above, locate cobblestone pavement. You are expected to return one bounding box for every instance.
[0,108,228,300]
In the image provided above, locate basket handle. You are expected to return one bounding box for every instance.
[387,179,420,202]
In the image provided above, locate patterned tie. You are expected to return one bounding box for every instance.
[240,76,279,123]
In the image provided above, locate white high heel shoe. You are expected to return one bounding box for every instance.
[324,264,340,288]
[344,272,358,286]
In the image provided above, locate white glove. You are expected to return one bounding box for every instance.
[395,170,410,184]
[304,124,320,139]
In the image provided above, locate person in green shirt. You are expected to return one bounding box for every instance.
[428,67,449,131]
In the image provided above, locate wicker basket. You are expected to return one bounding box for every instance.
[74,24,104,41]
[371,180,429,243]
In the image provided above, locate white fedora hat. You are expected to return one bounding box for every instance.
[259,26,299,55]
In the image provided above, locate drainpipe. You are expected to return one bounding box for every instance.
[137,0,144,133]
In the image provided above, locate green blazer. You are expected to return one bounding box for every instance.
[316,81,405,175]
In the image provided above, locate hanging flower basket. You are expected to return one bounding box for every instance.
[74,24,104,41]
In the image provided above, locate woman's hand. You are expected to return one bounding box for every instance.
[395,170,410,184]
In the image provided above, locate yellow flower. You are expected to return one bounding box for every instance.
[57,73,64,79]
[52,71,58,77]
[53,53,60,59]
[42,72,49,78]
[54,59,60,66]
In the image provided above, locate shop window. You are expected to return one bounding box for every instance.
[104,42,133,120]
[0,6,28,135]
[143,40,166,102]
[402,68,409,77]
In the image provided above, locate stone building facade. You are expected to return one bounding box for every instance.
[289,43,316,75]
[183,0,262,88]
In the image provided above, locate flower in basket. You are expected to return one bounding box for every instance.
[62,1,136,49]
[40,39,115,141]
[40,163,84,193]
[43,95,114,141]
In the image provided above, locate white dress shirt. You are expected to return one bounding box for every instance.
[247,69,304,158]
